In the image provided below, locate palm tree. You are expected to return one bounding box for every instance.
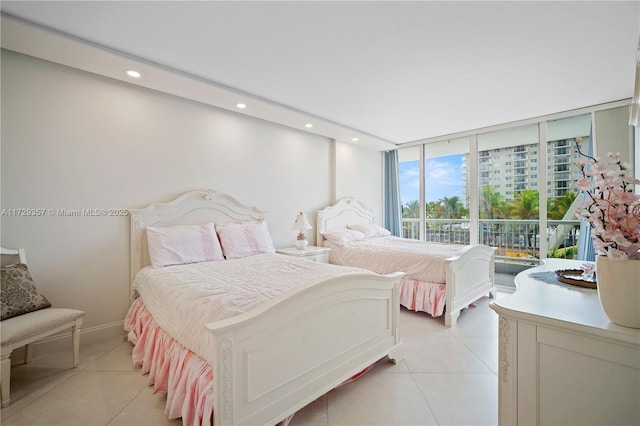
[437,196,466,242]
[402,200,421,238]
[479,186,506,219]
[425,201,440,219]
[402,200,420,218]
[439,196,464,219]
[547,191,577,220]
[508,189,539,250]
[478,186,506,246]
[547,191,580,253]
[507,189,539,219]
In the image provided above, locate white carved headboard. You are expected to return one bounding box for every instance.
[130,189,266,284]
[316,198,375,243]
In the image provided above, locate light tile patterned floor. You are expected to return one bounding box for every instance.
[1,291,512,426]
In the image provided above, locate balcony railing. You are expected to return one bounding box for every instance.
[403,218,471,244]
[402,218,582,261]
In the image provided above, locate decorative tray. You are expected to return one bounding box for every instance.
[555,269,597,289]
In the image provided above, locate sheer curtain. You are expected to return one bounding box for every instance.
[578,213,595,261]
[384,150,402,236]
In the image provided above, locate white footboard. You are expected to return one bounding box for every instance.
[206,271,404,426]
[444,244,496,326]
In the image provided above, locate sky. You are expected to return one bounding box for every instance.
[399,154,465,205]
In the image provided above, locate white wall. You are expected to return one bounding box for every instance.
[594,105,634,163]
[335,141,383,221]
[0,49,383,343]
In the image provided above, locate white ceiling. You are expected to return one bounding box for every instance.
[1,1,638,150]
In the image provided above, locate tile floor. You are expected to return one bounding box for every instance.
[1,289,512,426]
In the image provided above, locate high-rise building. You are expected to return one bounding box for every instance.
[473,136,588,202]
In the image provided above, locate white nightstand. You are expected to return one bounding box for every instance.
[276,246,330,263]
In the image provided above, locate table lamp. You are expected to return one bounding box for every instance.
[292,211,312,249]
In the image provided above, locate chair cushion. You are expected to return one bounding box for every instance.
[0,308,84,345]
[1,264,51,320]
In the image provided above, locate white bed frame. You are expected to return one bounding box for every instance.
[316,198,496,327]
[129,189,404,426]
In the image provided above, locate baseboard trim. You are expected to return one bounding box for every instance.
[10,321,127,366]
[32,320,126,347]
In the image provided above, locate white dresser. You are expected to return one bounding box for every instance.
[490,259,640,426]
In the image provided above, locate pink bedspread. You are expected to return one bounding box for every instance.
[132,253,368,360]
[325,236,463,317]
[324,236,467,283]
[125,254,378,425]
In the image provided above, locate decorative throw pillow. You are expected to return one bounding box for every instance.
[146,222,225,268]
[216,221,276,259]
[321,228,366,246]
[348,223,392,238]
[1,263,52,320]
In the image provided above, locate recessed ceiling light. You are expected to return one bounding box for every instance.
[236,103,247,109]
[126,70,141,78]
[305,123,313,128]
[352,137,359,142]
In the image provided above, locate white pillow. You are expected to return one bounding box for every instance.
[146,222,224,268]
[348,223,392,238]
[216,221,276,259]
[321,228,365,246]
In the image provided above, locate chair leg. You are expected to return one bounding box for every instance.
[72,322,80,368]
[1,354,11,408]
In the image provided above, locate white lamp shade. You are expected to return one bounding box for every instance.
[291,212,313,231]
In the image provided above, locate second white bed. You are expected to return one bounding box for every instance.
[317,198,496,326]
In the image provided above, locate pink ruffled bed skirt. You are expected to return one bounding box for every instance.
[124,298,215,426]
[124,298,372,426]
[398,277,446,317]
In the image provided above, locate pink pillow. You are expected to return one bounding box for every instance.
[321,228,365,246]
[146,222,224,268]
[348,223,391,238]
[216,221,276,259]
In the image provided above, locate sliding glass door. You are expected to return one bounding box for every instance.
[424,138,470,244]
[398,146,421,239]
[545,114,591,259]
[477,124,540,261]
[394,102,629,266]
